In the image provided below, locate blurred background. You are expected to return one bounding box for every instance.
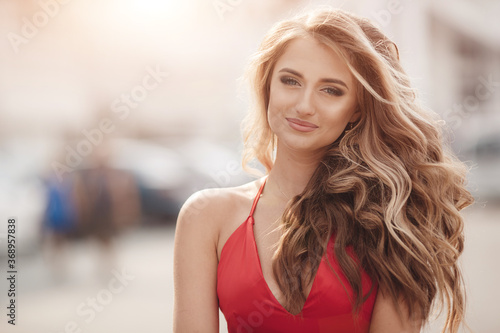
[0,0,499,332]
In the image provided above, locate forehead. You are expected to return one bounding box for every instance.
[274,37,353,84]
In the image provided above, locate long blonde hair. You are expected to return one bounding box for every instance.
[242,8,473,332]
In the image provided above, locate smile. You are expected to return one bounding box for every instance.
[286,118,319,132]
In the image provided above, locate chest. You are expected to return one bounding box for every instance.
[252,213,287,302]
[252,207,318,310]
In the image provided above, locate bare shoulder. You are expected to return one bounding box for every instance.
[179,178,264,226]
[177,178,265,256]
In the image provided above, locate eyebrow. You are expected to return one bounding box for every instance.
[278,67,349,90]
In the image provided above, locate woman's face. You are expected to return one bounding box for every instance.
[267,36,359,154]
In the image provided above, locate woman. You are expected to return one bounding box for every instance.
[173,8,473,333]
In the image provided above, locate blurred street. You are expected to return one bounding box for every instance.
[0,203,499,333]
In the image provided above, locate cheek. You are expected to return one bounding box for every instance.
[267,87,290,124]
[321,102,355,124]
[331,95,357,120]
[268,86,289,112]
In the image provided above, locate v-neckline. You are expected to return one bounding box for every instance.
[249,178,324,316]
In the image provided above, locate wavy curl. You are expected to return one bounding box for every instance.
[241,8,473,332]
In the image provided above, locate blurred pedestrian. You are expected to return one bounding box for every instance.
[41,159,80,282]
[75,142,140,277]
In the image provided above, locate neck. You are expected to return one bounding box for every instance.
[266,143,325,201]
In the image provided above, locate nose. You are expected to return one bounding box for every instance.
[295,88,315,116]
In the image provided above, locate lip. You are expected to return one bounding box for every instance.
[286,117,319,132]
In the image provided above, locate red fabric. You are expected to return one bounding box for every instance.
[217,179,378,332]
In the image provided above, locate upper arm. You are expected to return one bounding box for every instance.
[173,190,221,333]
[369,288,422,333]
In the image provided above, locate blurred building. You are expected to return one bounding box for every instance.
[427,0,500,199]
[428,0,500,141]
[349,0,500,199]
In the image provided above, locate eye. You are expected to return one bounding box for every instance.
[280,76,300,86]
[322,87,344,96]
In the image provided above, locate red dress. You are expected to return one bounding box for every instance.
[217,178,377,332]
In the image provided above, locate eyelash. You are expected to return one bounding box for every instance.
[279,76,344,97]
[323,87,344,97]
[280,76,299,86]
